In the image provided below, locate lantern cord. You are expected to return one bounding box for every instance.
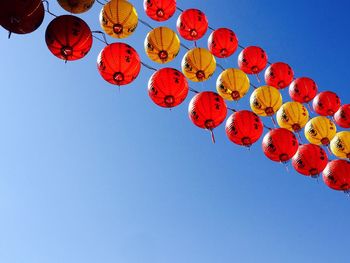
[42,0,58,17]
[176,7,184,12]
[139,19,154,30]
[227,107,237,112]
[180,43,190,50]
[96,0,107,5]
[189,87,199,94]
[141,61,157,72]
[263,124,272,130]
[217,63,225,71]
[92,31,109,45]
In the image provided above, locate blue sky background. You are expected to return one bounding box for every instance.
[0,0,350,262]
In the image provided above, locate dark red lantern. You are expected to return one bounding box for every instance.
[264,62,294,89]
[208,28,238,58]
[225,110,263,147]
[262,128,299,163]
[176,9,208,41]
[45,15,93,61]
[289,77,318,103]
[144,0,176,22]
[188,91,227,143]
[334,104,350,128]
[238,46,268,74]
[292,144,328,177]
[312,91,341,116]
[323,160,350,192]
[148,68,189,108]
[97,42,141,86]
[0,0,44,35]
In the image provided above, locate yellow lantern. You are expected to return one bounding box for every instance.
[181,48,216,82]
[250,86,282,116]
[216,68,250,101]
[304,116,337,145]
[144,27,180,64]
[276,102,309,132]
[99,0,138,39]
[58,0,95,14]
[330,131,350,159]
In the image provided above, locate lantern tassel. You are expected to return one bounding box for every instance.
[255,73,261,82]
[210,129,216,144]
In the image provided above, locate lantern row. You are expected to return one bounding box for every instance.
[1,0,350,194]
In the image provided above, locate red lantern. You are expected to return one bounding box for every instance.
[176,9,208,41]
[289,77,318,103]
[144,0,176,22]
[323,160,350,192]
[225,110,263,147]
[148,68,189,108]
[208,28,238,58]
[312,91,341,116]
[334,104,350,128]
[262,128,299,162]
[292,144,328,177]
[0,0,44,35]
[188,91,227,142]
[97,42,141,86]
[45,15,93,61]
[264,62,294,89]
[238,46,268,74]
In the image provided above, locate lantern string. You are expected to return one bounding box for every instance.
[263,124,273,130]
[96,0,108,5]
[180,43,190,50]
[42,0,58,18]
[189,87,199,94]
[227,107,237,112]
[139,19,154,30]
[176,7,184,12]
[92,31,109,45]
[141,61,158,72]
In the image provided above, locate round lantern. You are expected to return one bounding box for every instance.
[225,110,263,147]
[323,160,350,192]
[334,104,350,128]
[99,0,138,39]
[188,91,227,142]
[45,15,93,61]
[330,131,350,159]
[216,68,250,101]
[181,48,216,82]
[144,26,180,64]
[143,0,176,22]
[264,62,294,89]
[148,68,189,108]
[262,128,299,163]
[97,42,141,86]
[250,86,283,117]
[289,77,318,103]
[292,144,328,177]
[0,0,44,35]
[304,116,337,146]
[312,91,341,116]
[276,102,309,132]
[176,9,208,41]
[238,46,268,75]
[208,28,238,58]
[57,0,95,14]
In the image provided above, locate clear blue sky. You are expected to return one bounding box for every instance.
[1,1,350,262]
